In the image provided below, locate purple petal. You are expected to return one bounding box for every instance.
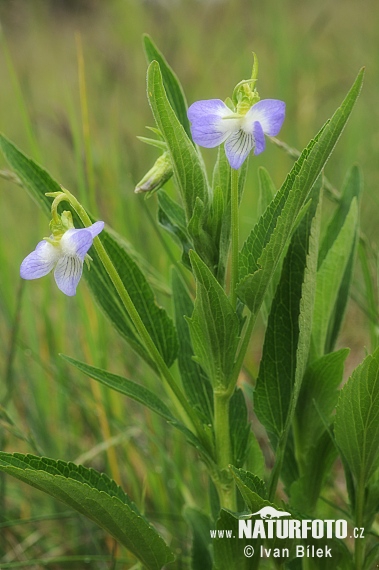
[224,130,255,170]
[245,99,285,136]
[187,99,236,148]
[87,221,105,239]
[20,241,59,280]
[60,229,93,261]
[253,121,265,155]
[54,255,83,296]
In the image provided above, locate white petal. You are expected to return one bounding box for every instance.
[224,130,255,170]
[54,255,83,296]
[20,241,60,280]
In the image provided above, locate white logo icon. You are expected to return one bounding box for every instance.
[248,506,291,519]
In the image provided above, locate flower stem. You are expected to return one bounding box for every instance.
[230,168,239,310]
[59,189,211,453]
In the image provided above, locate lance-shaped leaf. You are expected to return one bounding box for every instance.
[0,134,178,368]
[61,354,215,465]
[143,34,191,138]
[310,198,358,360]
[158,190,193,269]
[0,453,174,570]
[213,510,252,570]
[172,269,213,423]
[295,349,349,456]
[254,184,321,444]
[186,251,240,388]
[184,507,213,570]
[237,68,364,314]
[335,347,379,486]
[229,388,251,468]
[147,61,208,221]
[320,165,362,352]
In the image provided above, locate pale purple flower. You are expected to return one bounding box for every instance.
[187,99,285,169]
[20,221,104,296]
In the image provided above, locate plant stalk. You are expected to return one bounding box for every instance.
[230,168,239,310]
[213,389,235,510]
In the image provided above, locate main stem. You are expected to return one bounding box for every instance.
[214,389,235,510]
[230,168,239,310]
[60,189,210,451]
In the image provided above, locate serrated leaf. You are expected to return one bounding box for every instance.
[0,134,178,368]
[147,61,208,221]
[172,269,213,423]
[311,198,358,360]
[237,69,364,314]
[0,453,174,570]
[186,251,240,388]
[231,467,267,505]
[335,347,379,486]
[143,34,191,138]
[255,185,321,443]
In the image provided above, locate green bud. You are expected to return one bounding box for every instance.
[135,152,173,195]
[232,52,260,114]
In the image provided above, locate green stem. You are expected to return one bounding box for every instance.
[354,476,366,570]
[214,390,235,510]
[230,168,239,310]
[228,312,257,396]
[60,189,211,452]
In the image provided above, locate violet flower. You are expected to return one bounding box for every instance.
[187,98,285,169]
[20,221,104,296]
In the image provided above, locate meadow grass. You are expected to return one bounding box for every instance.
[0,0,377,566]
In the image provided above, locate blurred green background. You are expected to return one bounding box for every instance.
[0,0,377,567]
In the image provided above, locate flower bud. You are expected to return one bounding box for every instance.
[135,152,173,194]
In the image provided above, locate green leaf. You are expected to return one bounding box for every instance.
[254,185,322,444]
[0,134,178,368]
[61,354,213,464]
[295,349,349,455]
[311,198,358,360]
[0,453,174,570]
[172,269,213,423]
[335,347,379,486]
[257,167,276,218]
[147,61,208,221]
[143,34,191,138]
[184,507,213,570]
[61,354,177,423]
[158,190,193,268]
[231,467,268,507]
[229,389,251,468]
[290,431,337,513]
[213,510,251,570]
[186,251,240,388]
[237,68,364,314]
